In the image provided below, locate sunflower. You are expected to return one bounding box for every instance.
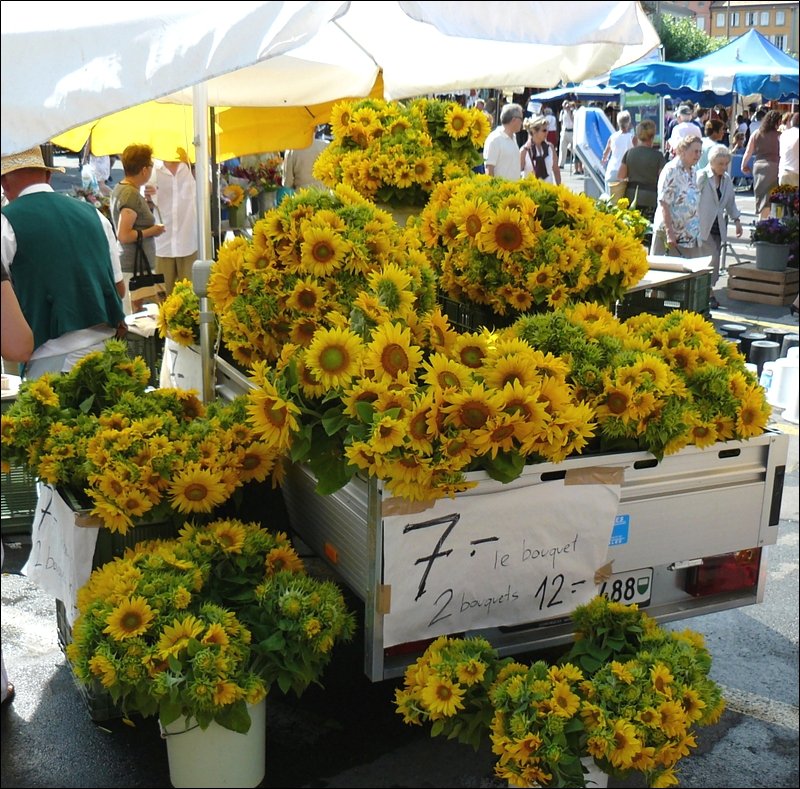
[169,464,229,514]
[305,326,364,390]
[420,676,466,717]
[103,596,156,640]
[608,719,642,769]
[364,322,423,381]
[157,614,206,658]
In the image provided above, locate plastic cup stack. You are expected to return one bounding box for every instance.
[748,340,781,376]
[780,333,799,358]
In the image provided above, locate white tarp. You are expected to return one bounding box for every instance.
[1,1,660,155]
[0,1,349,155]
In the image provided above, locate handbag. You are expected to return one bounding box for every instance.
[129,234,166,313]
[608,179,629,204]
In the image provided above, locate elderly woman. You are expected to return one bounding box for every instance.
[650,134,704,258]
[601,109,634,193]
[520,116,561,185]
[697,144,744,308]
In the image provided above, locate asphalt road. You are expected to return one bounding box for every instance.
[2,155,798,788]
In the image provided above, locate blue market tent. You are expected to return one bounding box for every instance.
[528,84,622,104]
[608,30,799,102]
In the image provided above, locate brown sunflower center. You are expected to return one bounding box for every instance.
[380,343,409,376]
[494,221,523,252]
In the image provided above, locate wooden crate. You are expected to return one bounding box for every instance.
[727,263,799,306]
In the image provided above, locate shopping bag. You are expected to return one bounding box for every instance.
[608,179,628,204]
[129,237,166,313]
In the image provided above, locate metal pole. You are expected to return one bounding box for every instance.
[192,82,215,404]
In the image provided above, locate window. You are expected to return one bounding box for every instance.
[773,35,786,50]
[745,12,756,26]
[715,12,725,27]
[696,17,706,31]
[730,12,739,26]
[776,11,785,25]
[760,11,769,25]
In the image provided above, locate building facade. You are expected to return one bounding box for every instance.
[662,1,798,56]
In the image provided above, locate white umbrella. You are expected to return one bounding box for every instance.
[0,0,350,155]
[2,1,660,155]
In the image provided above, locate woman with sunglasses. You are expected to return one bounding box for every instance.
[111,144,166,313]
[520,116,561,185]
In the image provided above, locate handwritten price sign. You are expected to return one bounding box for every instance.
[22,484,99,626]
[381,475,621,647]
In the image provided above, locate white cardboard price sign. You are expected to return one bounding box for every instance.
[22,483,99,626]
[381,473,622,647]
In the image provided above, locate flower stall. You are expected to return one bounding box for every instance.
[187,101,789,683]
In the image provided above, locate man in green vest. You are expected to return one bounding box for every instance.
[1,146,125,379]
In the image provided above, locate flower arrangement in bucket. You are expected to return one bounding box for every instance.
[66,518,355,786]
[419,176,649,318]
[313,97,491,207]
[66,518,355,729]
[768,184,798,217]
[394,597,725,788]
[207,183,437,368]
[255,156,283,193]
[750,215,797,245]
[562,596,726,788]
[0,342,284,533]
[750,215,798,270]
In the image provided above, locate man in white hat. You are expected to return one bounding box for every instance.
[1,145,126,379]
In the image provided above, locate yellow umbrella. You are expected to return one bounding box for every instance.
[52,75,384,161]
[52,102,210,162]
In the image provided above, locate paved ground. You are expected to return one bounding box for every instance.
[1,154,797,788]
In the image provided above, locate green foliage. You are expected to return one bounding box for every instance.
[652,13,726,61]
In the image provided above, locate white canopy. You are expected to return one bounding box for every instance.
[1,1,660,155]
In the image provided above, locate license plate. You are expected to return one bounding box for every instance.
[599,568,653,606]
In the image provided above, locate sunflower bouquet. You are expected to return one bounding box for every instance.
[420,176,649,317]
[208,183,437,368]
[0,342,285,533]
[513,304,770,459]
[313,97,491,207]
[394,635,510,750]
[488,660,588,788]
[563,597,725,788]
[157,278,209,347]
[66,517,355,733]
[244,303,597,499]
[394,600,724,789]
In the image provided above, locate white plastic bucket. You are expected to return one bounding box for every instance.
[162,702,266,788]
[767,357,800,410]
[161,338,203,393]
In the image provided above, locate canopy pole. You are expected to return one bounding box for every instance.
[192,82,215,404]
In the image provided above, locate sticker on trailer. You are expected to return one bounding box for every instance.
[609,514,630,546]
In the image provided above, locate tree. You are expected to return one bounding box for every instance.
[644,9,726,62]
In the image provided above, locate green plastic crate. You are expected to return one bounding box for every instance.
[126,332,163,388]
[617,271,712,320]
[1,464,38,536]
[438,294,519,333]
